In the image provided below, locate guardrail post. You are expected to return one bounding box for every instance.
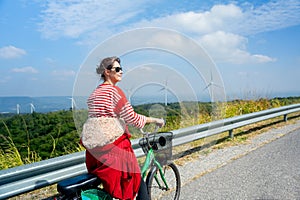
[229,129,234,138]
[284,114,288,122]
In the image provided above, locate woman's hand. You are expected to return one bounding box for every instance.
[154,118,165,127]
[147,117,165,127]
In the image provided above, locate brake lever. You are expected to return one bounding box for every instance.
[140,124,160,137]
[140,128,149,138]
[154,125,159,133]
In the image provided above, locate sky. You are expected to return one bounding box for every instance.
[0,0,300,102]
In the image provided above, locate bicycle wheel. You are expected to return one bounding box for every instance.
[146,162,181,200]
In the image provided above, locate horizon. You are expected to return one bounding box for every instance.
[1,93,300,114]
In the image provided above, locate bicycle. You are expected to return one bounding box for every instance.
[139,128,181,200]
[55,128,181,200]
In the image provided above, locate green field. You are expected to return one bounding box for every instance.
[1,96,300,169]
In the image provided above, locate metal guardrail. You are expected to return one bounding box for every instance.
[1,103,300,199]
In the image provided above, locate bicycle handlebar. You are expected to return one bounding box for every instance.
[140,125,160,138]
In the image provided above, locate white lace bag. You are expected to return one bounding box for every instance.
[81,117,126,149]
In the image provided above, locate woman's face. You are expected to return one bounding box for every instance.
[106,61,123,84]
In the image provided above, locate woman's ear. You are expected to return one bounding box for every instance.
[103,69,110,77]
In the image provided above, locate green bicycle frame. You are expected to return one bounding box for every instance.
[141,148,170,190]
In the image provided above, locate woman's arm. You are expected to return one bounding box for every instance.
[115,86,165,128]
[145,117,165,127]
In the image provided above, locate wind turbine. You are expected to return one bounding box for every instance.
[30,103,35,114]
[203,70,223,102]
[159,80,168,106]
[68,97,77,110]
[16,104,20,114]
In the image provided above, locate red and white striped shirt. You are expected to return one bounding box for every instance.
[87,84,146,128]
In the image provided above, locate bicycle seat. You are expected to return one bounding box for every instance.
[57,173,101,196]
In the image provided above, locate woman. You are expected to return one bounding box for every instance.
[83,56,164,200]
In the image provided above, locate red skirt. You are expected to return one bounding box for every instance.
[85,133,141,200]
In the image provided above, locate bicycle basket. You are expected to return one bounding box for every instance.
[81,189,112,200]
[139,132,173,165]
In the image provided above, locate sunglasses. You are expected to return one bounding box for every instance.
[110,66,123,72]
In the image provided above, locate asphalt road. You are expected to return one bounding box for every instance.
[178,128,300,199]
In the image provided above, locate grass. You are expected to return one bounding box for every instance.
[7,102,300,200]
[0,117,43,169]
[173,111,300,167]
[0,120,26,168]
[1,97,300,169]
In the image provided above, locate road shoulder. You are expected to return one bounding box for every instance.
[175,119,300,187]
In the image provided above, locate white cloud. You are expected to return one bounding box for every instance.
[236,0,300,35]
[134,4,243,35]
[12,66,38,73]
[251,55,277,63]
[199,31,276,64]
[37,1,300,40]
[37,1,299,64]
[0,46,26,59]
[38,0,145,39]
[143,1,300,36]
[126,3,286,64]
